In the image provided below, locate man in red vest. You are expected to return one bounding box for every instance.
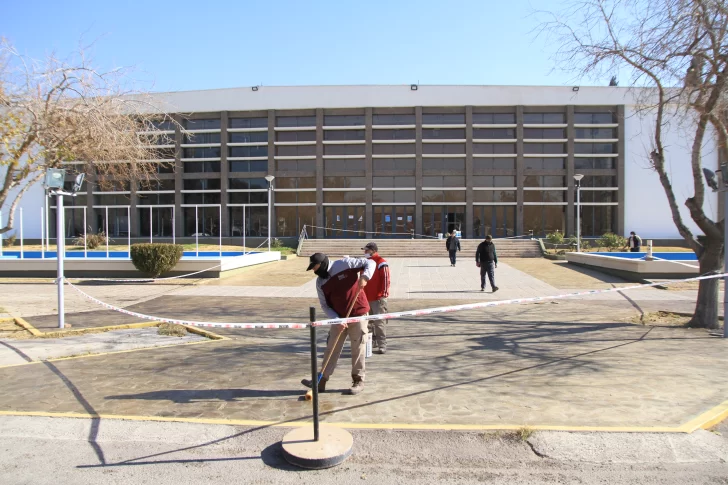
[362,242,391,354]
[301,253,375,395]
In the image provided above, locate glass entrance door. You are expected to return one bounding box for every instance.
[324,206,365,238]
[473,206,516,238]
[374,206,414,237]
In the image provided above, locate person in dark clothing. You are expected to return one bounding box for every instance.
[476,235,499,292]
[627,231,642,252]
[445,230,461,266]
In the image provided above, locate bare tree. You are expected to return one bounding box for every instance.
[539,0,728,329]
[0,38,177,236]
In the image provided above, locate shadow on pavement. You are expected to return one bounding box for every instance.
[107,389,303,403]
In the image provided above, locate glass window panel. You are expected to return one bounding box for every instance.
[183,132,220,144]
[422,143,465,155]
[229,117,268,129]
[184,161,220,173]
[372,114,415,125]
[473,158,516,170]
[276,159,316,171]
[574,112,616,124]
[422,158,466,171]
[183,147,221,158]
[323,191,366,203]
[229,178,267,190]
[523,113,565,124]
[229,160,267,172]
[472,128,515,139]
[276,131,316,142]
[422,113,465,124]
[524,143,566,154]
[324,159,365,172]
[323,144,365,156]
[373,129,415,140]
[324,130,365,141]
[151,119,176,131]
[184,119,220,130]
[373,158,416,171]
[422,128,466,139]
[575,127,617,139]
[276,116,316,127]
[372,143,416,155]
[276,145,314,157]
[324,115,365,126]
[523,128,566,139]
[183,193,221,204]
[575,143,617,154]
[229,132,268,143]
[472,113,516,124]
[183,206,221,236]
[574,158,615,169]
[183,179,220,190]
[444,176,465,187]
[324,176,365,188]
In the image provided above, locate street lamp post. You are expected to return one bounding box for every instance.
[574,174,584,252]
[265,175,275,251]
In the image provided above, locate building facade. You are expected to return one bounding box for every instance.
[8,85,719,241]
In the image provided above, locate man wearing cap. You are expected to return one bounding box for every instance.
[362,242,391,354]
[301,252,375,395]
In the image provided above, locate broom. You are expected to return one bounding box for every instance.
[305,288,362,401]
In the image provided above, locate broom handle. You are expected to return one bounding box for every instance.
[318,286,363,382]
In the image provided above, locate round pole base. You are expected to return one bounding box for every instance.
[281,425,353,469]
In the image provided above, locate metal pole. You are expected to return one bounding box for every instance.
[105,206,109,258]
[83,207,87,258]
[219,204,222,257]
[40,207,45,259]
[243,205,246,255]
[195,205,199,257]
[0,210,3,257]
[309,307,320,442]
[576,183,581,253]
[150,206,153,244]
[20,208,23,259]
[56,193,65,329]
[724,189,728,338]
[45,195,50,251]
[127,206,131,257]
[268,183,272,251]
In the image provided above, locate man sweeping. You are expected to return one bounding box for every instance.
[301,252,375,395]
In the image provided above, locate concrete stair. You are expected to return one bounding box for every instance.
[299,239,542,258]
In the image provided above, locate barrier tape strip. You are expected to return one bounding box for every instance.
[75,264,224,283]
[65,272,727,330]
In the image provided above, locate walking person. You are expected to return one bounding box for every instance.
[362,242,391,355]
[476,235,499,293]
[301,252,375,395]
[446,230,461,266]
[627,231,642,252]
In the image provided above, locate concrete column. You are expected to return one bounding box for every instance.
[617,105,626,235]
[365,108,373,234]
[86,167,97,233]
[220,111,229,238]
[268,110,276,237]
[415,106,423,237]
[516,106,524,236]
[173,114,184,238]
[465,106,474,239]
[316,109,324,238]
[129,177,139,238]
[566,106,575,236]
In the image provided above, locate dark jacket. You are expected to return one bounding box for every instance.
[446,236,461,252]
[476,241,498,265]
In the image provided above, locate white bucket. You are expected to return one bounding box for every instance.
[365,332,373,358]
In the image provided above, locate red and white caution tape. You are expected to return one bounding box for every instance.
[65,271,726,331]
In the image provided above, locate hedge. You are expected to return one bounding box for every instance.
[130,243,184,278]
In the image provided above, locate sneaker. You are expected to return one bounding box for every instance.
[493,287,499,293]
[481,287,485,291]
[348,377,364,395]
[378,347,386,355]
[301,377,327,393]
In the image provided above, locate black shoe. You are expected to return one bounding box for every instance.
[301,377,327,393]
[493,287,499,293]
[378,347,386,355]
[481,287,484,291]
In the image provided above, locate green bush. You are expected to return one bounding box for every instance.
[598,232,627,252]
[130,243,184,278]
[545,231,564,245]
[2,233,16,247]
[565,235,590,250]
[271,237,284,249]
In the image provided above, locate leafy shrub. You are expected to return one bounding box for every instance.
[130,243,184,277]
[74,229,109,249]
[565,235,590,250]
[271,237,284,249]
[545,231,564,245]
[598,232,627,252]
[2,233,16,247]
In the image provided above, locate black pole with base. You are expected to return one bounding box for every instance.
[280,307,354,469]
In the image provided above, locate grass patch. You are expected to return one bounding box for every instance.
[480,427,535,442]
[517,426,534,441]
[158,323,188,337]
[0,319,34,340]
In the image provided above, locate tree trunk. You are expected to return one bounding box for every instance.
[689,237,723,329]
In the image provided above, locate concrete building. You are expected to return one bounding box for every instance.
[4,85,719,242]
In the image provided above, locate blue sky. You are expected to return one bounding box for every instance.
[0,0,604,93]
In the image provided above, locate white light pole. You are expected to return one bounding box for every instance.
[265,175,275,251]
[574,174,584,252]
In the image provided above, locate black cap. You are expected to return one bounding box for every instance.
[306,253,327,271]
[361,242,378,252]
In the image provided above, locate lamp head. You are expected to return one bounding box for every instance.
[264,175,275,183]
[72,173,85,193]
[44,169,66,190]
[573,174,584,182]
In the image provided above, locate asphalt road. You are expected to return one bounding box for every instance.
[1,416,727,484]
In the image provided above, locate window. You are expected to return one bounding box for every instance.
[183,147,221,158]
[140,133,176,145]
[524,175,565,187]
[323,191,366,203]
[137,193,175,205]
[523,113,565,124]
[153,162,175,174]
[422,128,465,139]
[524,143,566,154]
[151,119,175,131]
[373,114,415,125]
[275,191,317,203]
[184,119,220,130]
[94,194,131,205]
[324,115,364,126]
[324,159,365,172]
[575,143,617,154]
[575,127,617,139]
[140,180,175,191]
[324,144,365,156]
[422,190,466,203]
[473,176,515,187]
[578,206,616,236]
[229,132,268,143]
[372,143,415,155]
[373,158,416,171]
[229,206,269,237]
[422,158,465,171]
[276,116,316,127]
[524,158,566,170]
[229,117,267,129]
[229,192,268,204]
[229,178,267,190]
[324,176,365,188]
[373,129,415,140]
[183,132,220,144]
[184,179,220,191]
[183,193,221,204]
[473,128,515,139]
[574,112,615,124]
[324,130,365,141]
[423,176,465,187]
[580,175,617,187]
[523,128,566,139]
[372,191,416,203]
[422,143,465,155]
[229,160,267,172]
[276,177,316,189]
[151,147,175,160]
[184,161,221,173]
[474,190,516,202]
[472,113,516,124]
[183,206,220,236]
[574,158,615,169]
[276,206,316,237]
[473,143,516,155]
[277,159,316,171]
[473,158,516,170]
[422,113,465,124]
[579,191,616,203]
[373,176,416,188]
[276,131,316,142]
[524,206,565,236]
[275,145,313,157]
[524,191,565,203]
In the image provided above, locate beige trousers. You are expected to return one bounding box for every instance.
[322,315,367,380]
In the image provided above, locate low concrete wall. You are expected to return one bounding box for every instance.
[565,252,698,282]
